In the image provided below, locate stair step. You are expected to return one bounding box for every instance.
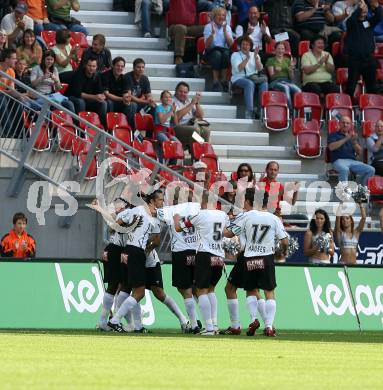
[96,36,168,50]
[80,0,113,11]
[219,158,301,174]
[200,105,236,119]
[207,118,262,132]
[74,10,134,24]
[148,76,205,91]
[210,131,268,146]
[151,90,230,104]
[213,145,293,158]
[111,49,174,64]
[84,23,140,37]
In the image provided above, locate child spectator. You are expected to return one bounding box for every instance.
[1,212,36,258]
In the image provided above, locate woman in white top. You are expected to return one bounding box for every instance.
[230,35,268,119]
[366,120,383,176]
[304,209,335,264]
[335,203,366,265]
[203,7,234,92]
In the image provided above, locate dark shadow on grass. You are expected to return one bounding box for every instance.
[0,329,382,344]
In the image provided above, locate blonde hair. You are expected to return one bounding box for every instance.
[212,7,226,20]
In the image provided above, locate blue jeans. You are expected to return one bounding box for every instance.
[269,79,301,109]
[333,158,375,186]
[233,77,268,112]
[69,96,107,127]
[141,0,151,35]
[44,22,89,36]
[156,131,180,164]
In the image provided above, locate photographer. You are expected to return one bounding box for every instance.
[344,0,383,96]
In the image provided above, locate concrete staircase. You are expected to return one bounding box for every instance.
[67,1,360,219]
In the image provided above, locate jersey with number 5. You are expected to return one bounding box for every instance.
[189,209,230,257]
[233,210,287,257]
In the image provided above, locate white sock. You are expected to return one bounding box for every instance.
[265,299,276,329]
[99,292,114,323]
[257,298,267,324]
[114,291,130,313]
[132,301,143,330]
[227,299,240,329]
[198,294,213,331]
[163,295,187,325]
[184,298,198,328]
[111,296,137,324]
[207,292,218,329]
[246,296,258,322]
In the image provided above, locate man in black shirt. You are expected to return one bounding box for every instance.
[80,34,112,72]
[345,0,383,96]
[124,58,155,115]
[102,56,136,128]
[67,57,107,126]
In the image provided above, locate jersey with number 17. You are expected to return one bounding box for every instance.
[189,209,230,257]
[233,210,287,257]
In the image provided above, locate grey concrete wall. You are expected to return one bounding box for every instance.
[0,168,104,258]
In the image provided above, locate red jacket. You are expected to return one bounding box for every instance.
[1,229,36,258]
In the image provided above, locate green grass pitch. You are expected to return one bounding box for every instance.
[0,330,382,390]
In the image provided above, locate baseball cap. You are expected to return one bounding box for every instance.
[15,2,28,13]
[193,161,207,170]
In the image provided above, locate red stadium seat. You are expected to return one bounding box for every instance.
[265,39,291,56]
[261,91,290,131]
[292,118,321,158]
[71,138,98,179]
[368,176,383,205]
[58,83,68,95]
[230,13,238,29]
[133,139,157,160]
[29,123,50,151]
[78,111,103,129]
[41,30,56,47]
[192,142,217,160]
[198,11,210,25]
[183,169,196,182]
[298,40,310,57]
[327,119,340,134]
[292,118,320,136]
[331,41,341,57]
[335,68,364,103]
[107,112,131,132]
[359,94,383,123]
[134,112,155,139]
[200,156,218,172]
[325,93,354,122]
[107,142,130,178]
[70,31,89,48]
[57,124,76,152]
[362,120,375,138]
[162,140,185,168]
[160,170,178,183]
[52,109,73,126]
[230,171,238,181]
[293,92,322,123]
[231,38,239,52]
[112,128,132,149]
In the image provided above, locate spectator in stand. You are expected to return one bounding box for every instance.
[235,0,264,24]
[16,28,42,68]
[366,120,383,176]
[304,208,334,264]
[264,0,301,57]
[230,36,268,119]
[134,0,164,38]
[80,34,112,72]
[235,6,272,63]
[173,81,210,156]
[0,29,8,56]
[154,90,181,164]
[236,162,254,183]
[344,0,383,97]
[301,35,339,95]
[14,57,31,89]
[30,49,75,111]
[0,212,36,258]
[328,115,375,185]
[102,56,137,130]
[292,0,341,47]
[167,0,203,65]
[203,7,234,92]
[67,57,107,126]
[212,0,233,26]
[52,28,80,83]
[332,0,358,31]
[266,41,300,109]
[45,0,88,35]
[1,2,34,48]
[198,0,214,12]
[124,57,156,115]
[259,161,299,215]
[26,0,49,36]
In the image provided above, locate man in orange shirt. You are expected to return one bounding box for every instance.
[26,0,49,36]
[1,212,36,258]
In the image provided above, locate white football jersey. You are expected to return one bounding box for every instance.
[189,209,230,257]
[117,206,160,250]
[233,210,287,257]
[146,248,160,268]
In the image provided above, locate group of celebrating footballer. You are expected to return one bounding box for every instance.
[95,186,288,337]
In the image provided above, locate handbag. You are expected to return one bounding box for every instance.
[176,62,195,78]
[246,73,268,85]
